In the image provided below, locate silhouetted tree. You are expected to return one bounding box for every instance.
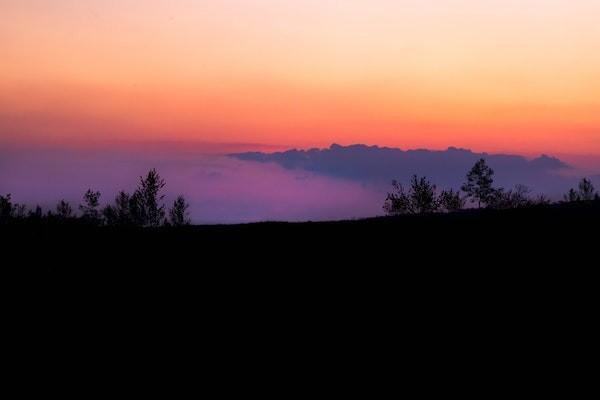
[489,189,509,209]
[103,191,133,225]
[29,205,43,219]
[462,159,498,208]
[79,189,101,222]
[565,188,579,202]
[535,194,552,205]
[488,184,533,209]
[384,175,439,215]
[134,169,166,227]
[114,191,132,224]
[438,189,465,212]
[409,175,438,213]
[12,203,27,218]
[579,178,596,200]
[383,181,411,215]
[102,205,118,225]
[56,200,73,219]
[0,194,13,222]
[576,178,596,201]
[169,195,191,226]
[129,190,146,226]
[564,178,597,202]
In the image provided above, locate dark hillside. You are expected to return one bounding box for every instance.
[3,202,597,369]
[3,201,598,277]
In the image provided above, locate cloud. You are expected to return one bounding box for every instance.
[230,143,575,195]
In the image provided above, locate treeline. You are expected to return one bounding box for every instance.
[0,169,190,226]
[383,158,599,215]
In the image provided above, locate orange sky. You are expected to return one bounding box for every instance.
[1,0,600,155]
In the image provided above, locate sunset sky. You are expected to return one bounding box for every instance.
[2,0,600,155]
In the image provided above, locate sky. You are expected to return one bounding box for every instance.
[2,0,600,156]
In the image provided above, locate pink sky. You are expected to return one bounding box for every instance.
[1,0,600,156]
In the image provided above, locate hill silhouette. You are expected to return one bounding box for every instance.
[4,200,598,275]
[4,194,597,361]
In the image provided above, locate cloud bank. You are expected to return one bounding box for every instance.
[231,144,577,196]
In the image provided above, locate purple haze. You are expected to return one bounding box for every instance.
[0,143,383,223]
[1,142,598,223]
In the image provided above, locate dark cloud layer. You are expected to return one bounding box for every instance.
[231,144,576,195]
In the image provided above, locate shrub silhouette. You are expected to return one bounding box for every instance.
[383,181,411,215]
[29,205,43,219]
[79,189,101,222]
[462,159,498,208]
[535,194,552,205]
[128,190,146,226]
[169,195,191,226]
[384,164,545,214]
[578,178,596,201]
[101,169,168,227]
[0,194,13,222]
[12,203,27,219]
[488,184,534,209]
[114,191,132,223]
[409,175,438,214]
[97,170,169,227]
[102,204,117,225]
[56,200,73,219]
[103,191,133,226]
[134,169,166,227]
[384,175,439,215]
[438,189,465,212]
[384,176,467,215]
[564,178,597,202]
